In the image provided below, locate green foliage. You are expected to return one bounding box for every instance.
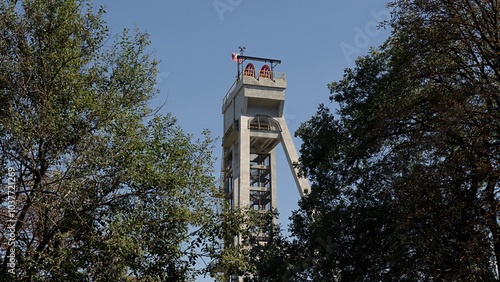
[250,0,500,281]
[0,0,218,281]
[204,205,270,281]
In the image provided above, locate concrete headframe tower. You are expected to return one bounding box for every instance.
[221,52,310,234]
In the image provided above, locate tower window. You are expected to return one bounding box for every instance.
[248,115,281,131]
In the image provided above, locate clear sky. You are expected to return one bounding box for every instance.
[92,0,391,279]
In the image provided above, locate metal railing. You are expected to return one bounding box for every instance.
[223,78,238,107]
[248,115,282,132]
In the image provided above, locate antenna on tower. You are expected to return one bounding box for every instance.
[238,46,246,55]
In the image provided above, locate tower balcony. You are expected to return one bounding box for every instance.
[222,71,286,112]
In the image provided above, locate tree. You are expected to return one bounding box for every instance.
[206,205,286,282]
[283,0,499,280]
[0,0,218,280]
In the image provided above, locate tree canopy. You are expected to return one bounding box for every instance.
[0,0,219,280]
[241,0,500,281]
[293,0,499,280]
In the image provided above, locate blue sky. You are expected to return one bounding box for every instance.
[93,0,391,279]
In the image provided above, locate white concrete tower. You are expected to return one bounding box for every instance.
[221,53,310,243]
